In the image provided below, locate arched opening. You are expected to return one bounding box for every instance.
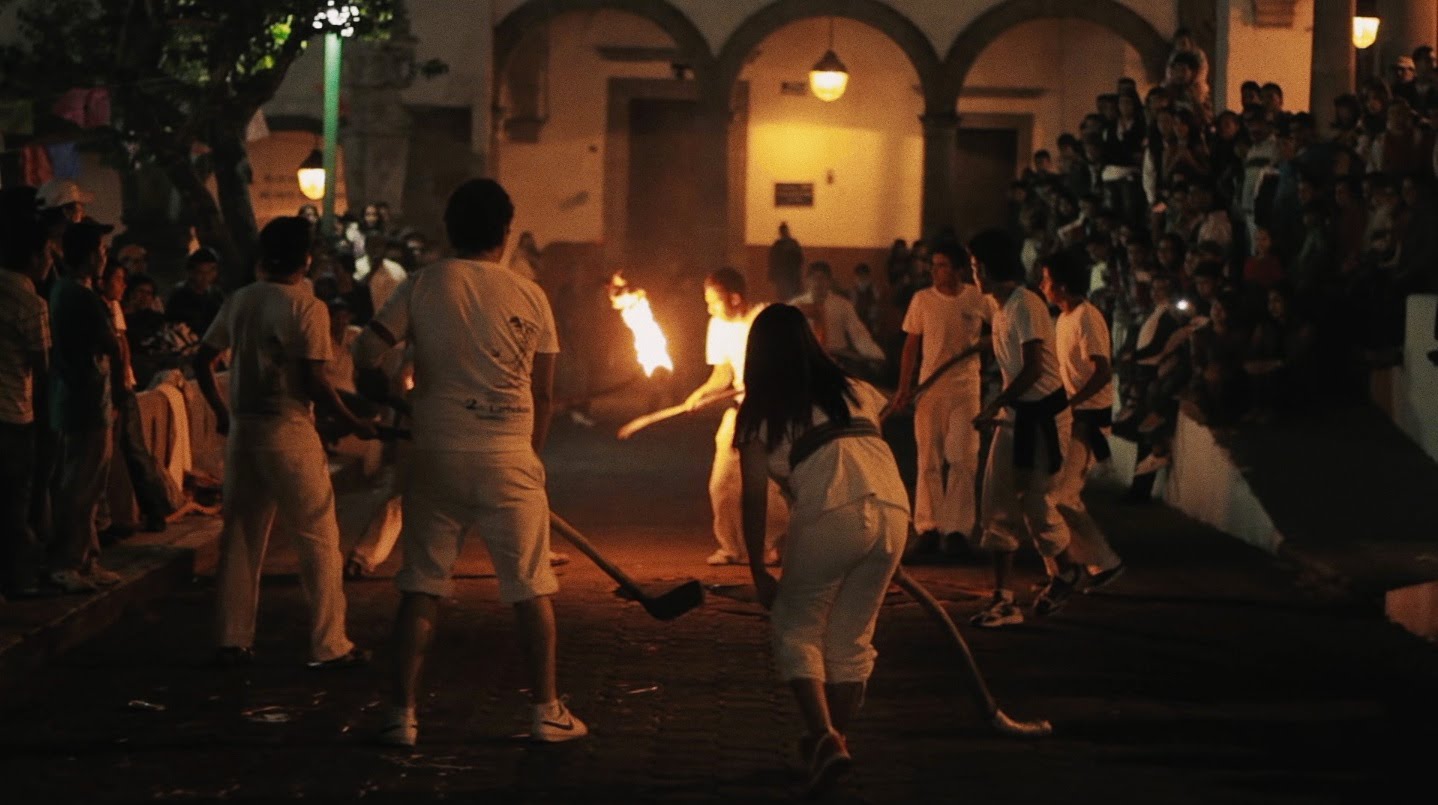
[952,18,1145,235]
[737,16,926,301]
[944,0,1170,99]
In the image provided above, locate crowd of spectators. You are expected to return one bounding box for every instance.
[803,32,1438,500]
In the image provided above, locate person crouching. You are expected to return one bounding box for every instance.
[735,305,909,797]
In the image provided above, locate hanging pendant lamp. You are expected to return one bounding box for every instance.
[809,17,849,102]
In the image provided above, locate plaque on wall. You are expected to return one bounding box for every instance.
[775,182,814,207]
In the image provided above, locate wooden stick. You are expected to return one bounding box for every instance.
[616,388,741,440]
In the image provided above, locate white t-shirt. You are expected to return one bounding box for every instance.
[788,291,884,361]
[706,304,764,391]
[371,258,558,452]
[203,280,332,448]
[1056,302,1115,412]
[991,287,1064,403]
[108,299,137,390]
[901,285,994,386]
[758,379,910,526]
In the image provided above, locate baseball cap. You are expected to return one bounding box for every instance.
[38,179,96,209]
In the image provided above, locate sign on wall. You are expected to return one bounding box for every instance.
[774,182,814,207]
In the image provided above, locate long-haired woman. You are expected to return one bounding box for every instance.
[734,304,909,797]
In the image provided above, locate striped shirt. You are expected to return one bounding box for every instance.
[0,269,51,424]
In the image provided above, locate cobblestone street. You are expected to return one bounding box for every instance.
[3,413,1436,804]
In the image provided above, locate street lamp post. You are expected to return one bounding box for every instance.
[310,1,361,231]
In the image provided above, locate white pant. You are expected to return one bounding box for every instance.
[711,407,788,560]
[215,432,354,662]
[1050,427,1122,575]
[771,496,905,683]
[349,449,408,573]
[396,449,558,603]
[979,409,1073,557]
[911,378,981,535]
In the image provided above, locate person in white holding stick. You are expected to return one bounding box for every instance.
[681,267,788,567]
[355,179,585,747]
[736,304,908,798]
[1039,251,1126,590]
[966,229,1084,628]
[889,240,993,559]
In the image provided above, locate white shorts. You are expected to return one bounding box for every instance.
[396,449,558,603]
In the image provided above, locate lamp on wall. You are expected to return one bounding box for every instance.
[296,147,326,201]
[1352,16,1380,49]
[808,17,849,102]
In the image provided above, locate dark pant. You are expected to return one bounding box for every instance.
[29,422,60,551]
[115,392,176,521]
[0,421,41,593]
[52,427,112,570]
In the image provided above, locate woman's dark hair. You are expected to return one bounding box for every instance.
[444,179,514,255]
[259,216,313,275]
[735,304,856,452]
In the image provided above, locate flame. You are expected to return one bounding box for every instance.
[609,274,674,377]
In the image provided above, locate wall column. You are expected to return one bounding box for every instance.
[920,110,959,240]
[1311,0,1357,118]
[1378,0,1438,67]
[696,76,735,275]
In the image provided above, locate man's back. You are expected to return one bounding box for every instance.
[49,275,112,431]
[375,258,557,452]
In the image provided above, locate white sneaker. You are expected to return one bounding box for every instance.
[705,550,741,566]
[531,698,587,743]
[49,569,97,594]
[378,707,418,747]
[970,590,1024,628]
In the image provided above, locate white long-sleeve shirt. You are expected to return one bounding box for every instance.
[789,291,884,362]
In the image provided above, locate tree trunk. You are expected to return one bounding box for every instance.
[211,125,260,292]
[159,151,240,289]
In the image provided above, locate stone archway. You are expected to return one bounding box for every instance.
[942,0,1171,105]
[713,0,944,111]
[493,0,714,81]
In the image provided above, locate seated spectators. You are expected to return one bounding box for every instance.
[123,275,199,387]
[166,247,224,338]
[1244,283,1316,423]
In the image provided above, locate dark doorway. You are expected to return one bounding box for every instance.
[627,98,701,282]
[954,127,1019,239]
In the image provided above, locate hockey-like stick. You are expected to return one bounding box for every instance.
[549,512,704,621]
[616,388,741,440]
[891,568,1053,738]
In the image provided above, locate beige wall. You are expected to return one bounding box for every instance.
[495,10,676,248]
[246,130,349,230]
[741,17,924,248]
[1219,0,1315,113]
[958,18,1143,159]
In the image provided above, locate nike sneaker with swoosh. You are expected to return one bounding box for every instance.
[531,698,588,743]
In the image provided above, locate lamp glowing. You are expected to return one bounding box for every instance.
[1352,16,1380,49]
[809,51,849,102]
[312,0,362,37]
[808,18,849,102]
[297,148,326,201]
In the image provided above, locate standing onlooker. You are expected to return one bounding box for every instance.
[355,179,586,747]
[194,217,373,669]
[0,187,54,600]
[890,240,992,558]
[768,222,804,302]
[966,230,1081,628]
[48,219,124,592]
[166,247,225,339]
[354,233,407,315]
[99,261,174,533]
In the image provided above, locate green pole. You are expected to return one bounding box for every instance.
[322,30,342,230]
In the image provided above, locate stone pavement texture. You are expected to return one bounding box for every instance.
[2,410,1437,804]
